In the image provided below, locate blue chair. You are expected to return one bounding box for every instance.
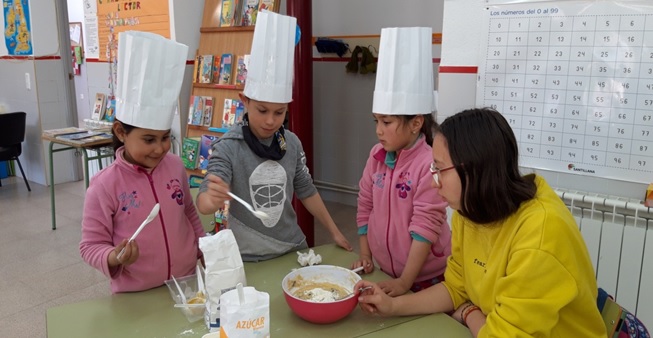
[0,112,31,191]
[598,288,650,337]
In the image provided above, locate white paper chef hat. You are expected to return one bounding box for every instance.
[115,31,189,130]
[243,11,296,103]
[372,27,436,115]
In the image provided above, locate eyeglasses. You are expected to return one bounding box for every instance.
[430,162,457,188]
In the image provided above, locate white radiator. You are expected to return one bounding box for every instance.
[555,189,653,329]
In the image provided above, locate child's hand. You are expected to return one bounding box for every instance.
[355,280,394,316]
[109,239,140,267]
[352,255,374,274]
[201,174,230,211]
[377,277,411,296]
[332,230,353,251]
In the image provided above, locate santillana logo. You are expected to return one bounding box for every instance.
[567,163,596,174]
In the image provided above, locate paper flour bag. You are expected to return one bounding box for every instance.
[199,229,247,331]
[219,285,270,338]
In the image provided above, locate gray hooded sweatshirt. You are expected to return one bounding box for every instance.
[199,126,314,261]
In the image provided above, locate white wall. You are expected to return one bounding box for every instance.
[438,0,648,199]
[0,0,79,186]
[312,0,445,205]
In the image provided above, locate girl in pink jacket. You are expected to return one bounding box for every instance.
[351,27,451,296]
[79,32,204,293]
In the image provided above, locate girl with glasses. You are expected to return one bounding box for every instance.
[356,108,606,337]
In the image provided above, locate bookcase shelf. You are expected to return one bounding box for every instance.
[199,26,255,33]
[193,83,244,90]
[187,125,211,132]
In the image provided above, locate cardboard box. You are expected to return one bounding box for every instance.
[645,183,653,207]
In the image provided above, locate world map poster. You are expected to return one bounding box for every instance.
[3,0,32,55]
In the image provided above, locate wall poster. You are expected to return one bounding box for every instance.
[96,0,170,96]
[478,1,653,183]
[2,0,32,55]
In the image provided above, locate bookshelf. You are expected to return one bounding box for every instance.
[185,25,254,141]
[184,0,256,174]
[184,0,282,175]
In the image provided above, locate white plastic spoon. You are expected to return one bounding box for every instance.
[196,265,205,296]
[116,203,160,261]
[236,282,245,305]
[338,286,372,300]
[227,192,270,220]
[351,266,364,274]
[172,275,187,304]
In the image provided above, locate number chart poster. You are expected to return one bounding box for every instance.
[478,1,653,183]
[96,0,170,62]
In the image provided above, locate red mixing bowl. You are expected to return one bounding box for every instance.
[282,265,362,324]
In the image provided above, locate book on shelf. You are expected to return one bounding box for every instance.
[218,53,233,85]
[233,0,244,26]
[212,0,223,27]
[188,95,204,126]
[192,54,201,83]
[181,137,201,169]
[198,134,217,170]
[203,96,214,127]
[199,55,214,84]
[232,99,245,125]
[104,98,116,122]
[221,98,245,129]
[235,54,249,86]
[220,0,235,27]
[222,98,235,129]
[91,93,107,121]
[212,56,221,84]
[241,0,259,26]
[258,0,279,13]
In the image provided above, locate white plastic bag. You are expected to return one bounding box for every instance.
[199,229,247,331]
[219,285,270,338]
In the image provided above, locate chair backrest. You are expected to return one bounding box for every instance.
[0,112,27,146]
[598,287,650,337]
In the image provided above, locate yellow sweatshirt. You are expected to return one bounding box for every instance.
[442,176,607,337]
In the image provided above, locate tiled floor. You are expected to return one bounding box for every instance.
[0,175,358,338]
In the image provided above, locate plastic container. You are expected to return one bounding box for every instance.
[281,265,361,324]
[164,274,206,323]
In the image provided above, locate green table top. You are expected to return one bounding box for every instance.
[47,244,471,338]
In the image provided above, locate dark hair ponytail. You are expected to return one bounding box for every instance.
[400,113,436,145]
[420,113,436,145]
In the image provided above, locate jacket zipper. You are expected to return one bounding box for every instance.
[142,168,172,280]
[385,155,398,278]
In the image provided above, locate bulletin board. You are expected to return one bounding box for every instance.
[477,1,653,183]
[96,0,170,62]
[69,22,83,75]
[69,22,83,47]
